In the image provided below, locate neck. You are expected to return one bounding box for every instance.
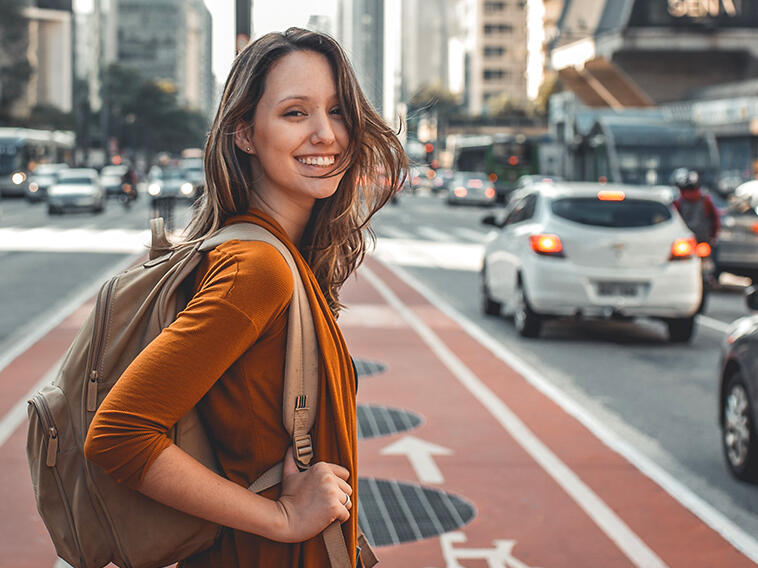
[248,191,313,245]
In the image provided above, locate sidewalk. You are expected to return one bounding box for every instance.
[0,254,755,567]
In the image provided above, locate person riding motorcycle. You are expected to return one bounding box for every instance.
[672,168,720,312]
[120,167,138,206]
[672,169,719,243]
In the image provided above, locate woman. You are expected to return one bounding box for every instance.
[84,28,406,566]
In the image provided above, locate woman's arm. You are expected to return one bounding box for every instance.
[138,445,352,543]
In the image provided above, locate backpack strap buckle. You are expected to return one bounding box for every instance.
[293,433,313,470]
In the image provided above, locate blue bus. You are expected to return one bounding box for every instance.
[0,128,75,196]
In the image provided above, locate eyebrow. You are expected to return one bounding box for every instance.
[277,94,339,104]
[278,95,310,104]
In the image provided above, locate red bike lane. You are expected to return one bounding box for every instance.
[0,254,754,567]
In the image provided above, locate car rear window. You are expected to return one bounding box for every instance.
[551,197,672,228]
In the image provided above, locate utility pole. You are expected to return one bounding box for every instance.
[96,0,109,165]
[235,0,253,54]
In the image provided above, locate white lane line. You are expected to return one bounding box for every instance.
[0,358,61,448]
[453,227,489,243]
[374,261,758,564]
[698,315,731,334]
[417,226,457,242]
[377,226,415,240]
[362,265,668,568]
[0,253,141,376]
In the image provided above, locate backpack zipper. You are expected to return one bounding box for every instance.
[30,394,88,567]
[86,277,117,412]
[81,275,135,567]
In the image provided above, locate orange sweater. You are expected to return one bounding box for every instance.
[84,210,358,567]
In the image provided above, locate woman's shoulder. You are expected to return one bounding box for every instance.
[200,239,295,314]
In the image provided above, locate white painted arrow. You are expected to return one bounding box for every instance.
[380,435,453,484]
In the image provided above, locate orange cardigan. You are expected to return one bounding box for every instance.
[84,210,358,567]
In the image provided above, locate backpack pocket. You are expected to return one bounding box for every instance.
[27,384,111,568]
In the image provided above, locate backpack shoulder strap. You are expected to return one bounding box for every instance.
[201,223,359,568]
[199,223,318,469]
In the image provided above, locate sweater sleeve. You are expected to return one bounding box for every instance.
[84,241,294,488]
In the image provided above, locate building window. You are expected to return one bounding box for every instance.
[484,69,509,80]
[484,1,507,12]
[484,23,513,35]
[484,46,506,57]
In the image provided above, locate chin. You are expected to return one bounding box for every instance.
[309,182,341,200]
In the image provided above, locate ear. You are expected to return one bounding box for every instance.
[234,123,255,155]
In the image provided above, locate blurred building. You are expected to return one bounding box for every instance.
[337,0,387,116]
[10,0,73,118]
[306,14,334,36]
[551,0,758,107]
[115,0,213,116]
[400,0,454,102]
[467,0,529,115]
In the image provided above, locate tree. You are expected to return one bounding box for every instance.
[0,0,32,120]
[101,64,209,159]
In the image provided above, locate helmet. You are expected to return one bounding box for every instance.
[673,168,700,191]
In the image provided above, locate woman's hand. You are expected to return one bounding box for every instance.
[273,448,352,543]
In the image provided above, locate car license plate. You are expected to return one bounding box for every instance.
[597,282,640,297]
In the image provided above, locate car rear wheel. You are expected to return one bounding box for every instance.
[722,373,758,482]
[481,269,501,316]
[514,285,542,338]
[667,316,695,343]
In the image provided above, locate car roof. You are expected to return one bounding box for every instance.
[522,181,674,204]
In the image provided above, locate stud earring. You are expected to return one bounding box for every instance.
[246,146,251,152]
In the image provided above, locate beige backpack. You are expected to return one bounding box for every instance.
[26,219,374,568]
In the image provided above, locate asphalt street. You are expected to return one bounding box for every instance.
[1,188,757,558]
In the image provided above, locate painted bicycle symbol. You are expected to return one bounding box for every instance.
[429,531,542,568]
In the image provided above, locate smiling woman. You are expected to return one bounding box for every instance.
[83,26,406,568]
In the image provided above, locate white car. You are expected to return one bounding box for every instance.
[480,182,702,342]
[48,168,105,215]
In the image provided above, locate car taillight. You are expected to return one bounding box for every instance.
[485,187,495,199]
[454,186,467,197]
[695,242,711,258]
[670,238,696,260]
[530,234,564,257]
[597,190,625,201]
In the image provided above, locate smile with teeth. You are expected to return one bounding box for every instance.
[297,155,336,167]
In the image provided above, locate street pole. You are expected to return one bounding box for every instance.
[235,0,252,54]
[96,0,109,166]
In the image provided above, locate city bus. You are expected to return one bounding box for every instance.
[448,133,538,202]
[0,128,75,196]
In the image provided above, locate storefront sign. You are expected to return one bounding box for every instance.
[668,0,739,18]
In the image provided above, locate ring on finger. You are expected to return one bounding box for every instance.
[343,492,351,507]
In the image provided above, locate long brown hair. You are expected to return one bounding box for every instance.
[184,27,406,316]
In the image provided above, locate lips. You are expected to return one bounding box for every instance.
[296,155,337,167]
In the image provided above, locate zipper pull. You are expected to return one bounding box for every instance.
[46,427,58,467]
[86,370,98,412]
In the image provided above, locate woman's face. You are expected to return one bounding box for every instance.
[246,50,348,210]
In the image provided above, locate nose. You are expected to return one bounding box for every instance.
[310,110,336,145]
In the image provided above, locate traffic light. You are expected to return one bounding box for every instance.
[424,142,434,164]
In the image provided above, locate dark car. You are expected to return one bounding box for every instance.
[719,288,758,482]
[716,193,758,281]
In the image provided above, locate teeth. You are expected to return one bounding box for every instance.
[298,156,335,166]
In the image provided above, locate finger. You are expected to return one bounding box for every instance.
[336,479,352,497]
[282,447,299,478]
[322,463,350,480]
